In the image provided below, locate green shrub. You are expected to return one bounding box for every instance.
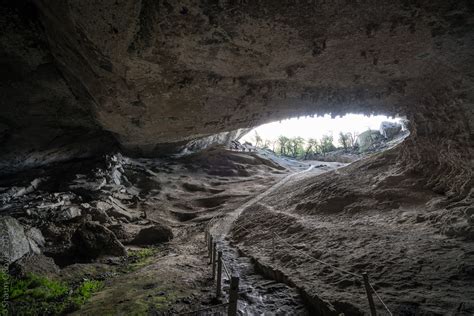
[5,273,103,315]
[9,273,68,301]
[68,280,103,309]
[128,248,155,260]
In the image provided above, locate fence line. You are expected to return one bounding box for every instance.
[201,168,393,316]
[181,229,241,316]
[227,213,393,316]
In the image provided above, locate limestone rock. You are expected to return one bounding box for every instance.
[108,223,142,244]
[0,216,39,263]
[379,121,402,140]
[356,130,383,152]
[71,222,127,259]
[10,254,60,277]
[25,227,45,255]
[57,206,82,221]
[131,224,173,245]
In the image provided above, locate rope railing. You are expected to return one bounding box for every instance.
[201,162,392,315]
[369,282,393,316]
[225,214,393,316]
[193,231,240,316]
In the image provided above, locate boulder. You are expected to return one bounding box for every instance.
[25,227,45,254]
[71,222,127,259]
[356,130,383,152]
[10,254,60,277]
[131,224,173,245]
[57,206,82,221]
[107,223,142,244]
[91,209,112,224]
[96,199,139,222]
[379,121,402,140]
[0,217,40,264]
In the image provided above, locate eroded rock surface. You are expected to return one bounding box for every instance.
[1,1,472,178]
[71,222,127,259]
[0,216,43,264]
[0,0,473,314]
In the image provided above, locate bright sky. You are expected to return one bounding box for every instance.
[240,114,402,144]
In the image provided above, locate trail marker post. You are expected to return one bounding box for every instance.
[363,272,377,316]
[228,276,240,316]
[216,251,223,297]
[212,242,217,279]
[208,235,213,264]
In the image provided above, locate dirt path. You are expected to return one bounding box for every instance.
[209,162,342,238]
[209,165,315,237]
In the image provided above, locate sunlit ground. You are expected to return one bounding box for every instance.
[240,114,402,146]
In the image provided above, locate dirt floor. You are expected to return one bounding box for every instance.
[3,145,472,315]
[231,149,474,315]
[68,148,343,315]
[3,147,343,315]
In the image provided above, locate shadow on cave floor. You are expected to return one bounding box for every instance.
[2,146,345,314]
[2,139,472,315]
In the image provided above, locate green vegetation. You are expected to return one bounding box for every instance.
[258,133,342,159]
[1,272,103,315]
[1,271,9,316]
[9,273,68,302]
[69,280,103,309]
[338,131,358,152]
[123,247,158,272]
[250,129,365,159]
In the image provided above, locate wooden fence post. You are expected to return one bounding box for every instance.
[216,251,223,297]
[209,235,213,264]
[212,242,217,279]
[228,276,239,316]
[362,272,377,316]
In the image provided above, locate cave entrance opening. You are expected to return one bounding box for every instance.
[239,114,408,162]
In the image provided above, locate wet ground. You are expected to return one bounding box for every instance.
[214,238,309,315]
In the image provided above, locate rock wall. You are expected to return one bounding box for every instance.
[0,0,472,201]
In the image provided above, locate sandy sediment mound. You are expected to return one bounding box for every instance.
[231,145,474,314]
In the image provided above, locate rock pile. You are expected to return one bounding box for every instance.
[0,154,174,267]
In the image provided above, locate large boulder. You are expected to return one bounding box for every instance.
[71,222,127,259]
[356,130,383,152]
[25,227,46,254]
[379,121,402,140]
[130,224,173,245]
[107,223,142,244]
[0,217,42,264]
[10,254,60,277]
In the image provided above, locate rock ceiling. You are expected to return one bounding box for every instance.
[0,1,472,180]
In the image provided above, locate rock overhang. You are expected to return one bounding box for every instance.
[0,0,472,173]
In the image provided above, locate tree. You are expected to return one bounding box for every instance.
[304,138,319,159]
[320,134,336,155]
[277,136,289,156]
[288,137,305,158]
[348,132,358,148]
[338,132,351,152]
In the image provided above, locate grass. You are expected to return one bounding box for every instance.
[1,272,103,315]
[0,247,164,315]
[123,247,159,272]
[0,271,9,316]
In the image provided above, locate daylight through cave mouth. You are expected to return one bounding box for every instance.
[239,114,409,161]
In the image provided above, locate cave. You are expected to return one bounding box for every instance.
[0,0,473,315]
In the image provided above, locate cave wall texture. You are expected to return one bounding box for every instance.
[0,0,473,204]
